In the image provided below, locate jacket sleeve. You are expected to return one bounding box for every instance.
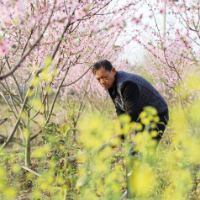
[121,81,140,122]
[115,105,125,116]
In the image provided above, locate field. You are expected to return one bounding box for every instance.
[1,0,200,199]
[1,93,200,200]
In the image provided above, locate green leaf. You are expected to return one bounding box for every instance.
[62,124,68,133]
[87,4,92,9]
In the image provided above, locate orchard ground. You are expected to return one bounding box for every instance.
[1,92,200,200]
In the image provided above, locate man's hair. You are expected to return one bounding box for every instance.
[92,60,113,74]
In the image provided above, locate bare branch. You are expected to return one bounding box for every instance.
[61,65,92,88]
[0,85,32,149]
[21,28,34,57]
[0,133,25,147]
[5,79,19,115]
[13,30,21,56]
[51,21,72,60]
[21,166,42,177]
[0,118,7,126]
[0,87,18,119]
[5,57,23,102]
[30,130,42,141]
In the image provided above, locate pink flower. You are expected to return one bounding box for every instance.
[149,14,153,19]
[160,9,164,14]
[133,18,141,25]
[114,21,122,27]
[75,10,85,19]
[90,25,99,33]
[68,0,77,9]
[82,6,88,13]
[0,39,10,57]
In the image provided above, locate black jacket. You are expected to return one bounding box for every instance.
[107,71,168,122]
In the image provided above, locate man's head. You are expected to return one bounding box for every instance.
[92,60,116,89]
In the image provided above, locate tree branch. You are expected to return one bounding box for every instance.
[0,133,25,147]
[61,65,92,88]
[0,118,7,126]
[21,166,42,177]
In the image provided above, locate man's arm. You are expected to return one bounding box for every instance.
[111,81,140,144]
[116,106,125,116]
[121,81,140,122]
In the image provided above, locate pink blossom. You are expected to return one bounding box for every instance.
[0,39,10,57]
[90,25,99,33]
[133,18,141,25]
[149,14,153,19]
[75,10,85,19]
[68,0,77,9]
[160,9,164,14]
[188,54,193,59]
[113,20,122,27]
[82,6,88,13]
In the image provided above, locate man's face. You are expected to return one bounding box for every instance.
[94,67,116,89]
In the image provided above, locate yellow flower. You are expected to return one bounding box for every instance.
[3,188,17,199]
[11,164,20,173]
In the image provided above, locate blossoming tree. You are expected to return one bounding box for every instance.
[128,0,200,103]
[0,0,141,166]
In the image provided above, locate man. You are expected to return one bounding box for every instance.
[92,59,168,135]
[92,59,169,198]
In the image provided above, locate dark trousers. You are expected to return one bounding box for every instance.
[126,111,169,197]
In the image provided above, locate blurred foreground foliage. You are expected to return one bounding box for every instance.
[0,72,200,199]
